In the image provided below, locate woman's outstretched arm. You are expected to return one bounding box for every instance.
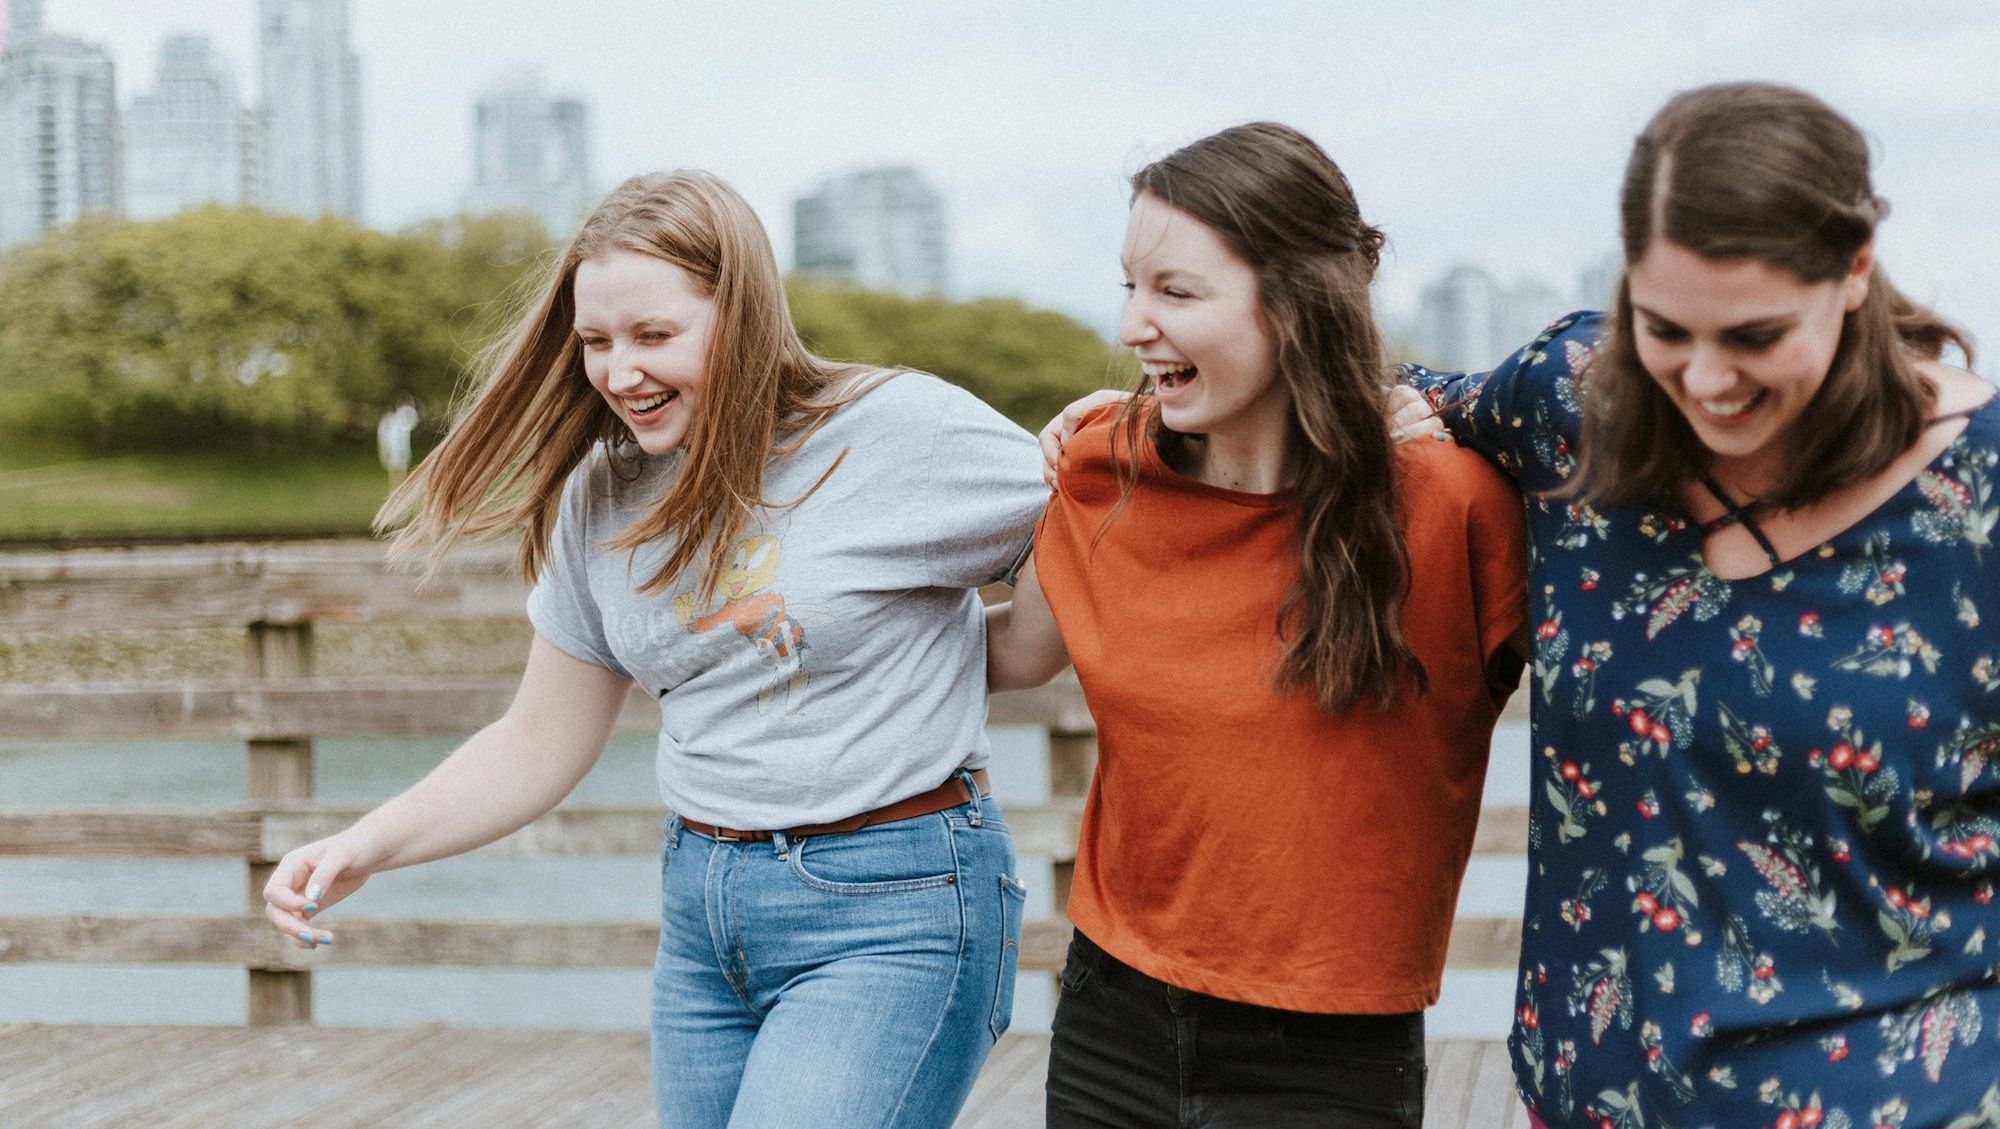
[261,634,631,946]
[985,554,1070,692]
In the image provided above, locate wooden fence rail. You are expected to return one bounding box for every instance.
[0,539,1528,1028]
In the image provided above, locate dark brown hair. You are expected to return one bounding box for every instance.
[1574,82,1974,509]
[1113,122,1423,712]
[378,171,870,596]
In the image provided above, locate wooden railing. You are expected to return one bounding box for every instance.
[0,540,1525,1026]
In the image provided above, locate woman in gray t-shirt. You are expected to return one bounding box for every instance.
[260,170,1047,1128]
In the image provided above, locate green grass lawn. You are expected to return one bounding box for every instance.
[0,436,399,542]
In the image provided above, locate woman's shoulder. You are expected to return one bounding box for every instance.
[1396,432,1520,519]
[833,369,1026,435]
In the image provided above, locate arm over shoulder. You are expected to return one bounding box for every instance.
[1400,311,1605,496]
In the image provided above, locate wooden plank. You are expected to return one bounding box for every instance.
[1444,914,1525,971]
[0,677,660,739]
[0,799,1085,864]
[1424,1037,1481,1129]
[0,911,1519,972]
[0,810,262,857]
[0,539,527,630]
[0,677,1097,741]
[987,677,1093,731]
[1461,1036,1529,1128]
[1472,805,1528,859]
[0,912,1078,973]
[958,1032,1050,1129]
[0,1025,1518,1128]
[0,915,661,969]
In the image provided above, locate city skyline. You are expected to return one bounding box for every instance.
[6,1,1998,359]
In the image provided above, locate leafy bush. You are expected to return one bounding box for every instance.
[0,208,551,451]
[0,209,1117,451]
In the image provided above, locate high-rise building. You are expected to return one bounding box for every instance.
[257,0,360,220]
[1413,265,1499,372]
[124,35,245,220]
[4,0,39,46]
[1575,252,1622,312]
[793,166,948,297]
[0,1,120,250]
[464,79,592,241]
[1413,264,1570,371]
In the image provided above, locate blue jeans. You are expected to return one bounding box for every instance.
[651,777,1024,1129]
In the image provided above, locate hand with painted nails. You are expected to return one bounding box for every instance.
[1038,389,1133,488]
[261,829,378,951]
[1385,383,1448,443]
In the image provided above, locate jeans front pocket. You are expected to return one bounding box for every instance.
[1057,930,1106,997]
[784,815,960,895]
[990,874,1027,1039]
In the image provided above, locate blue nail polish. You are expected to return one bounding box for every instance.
[317,934,333,945]
[298,930,312,943]
[304,903,318,915]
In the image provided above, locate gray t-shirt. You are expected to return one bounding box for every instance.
[527,371,1046,828]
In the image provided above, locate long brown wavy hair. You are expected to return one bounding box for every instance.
[378,171,871,597]
[1574,82,1975,509]
[1112,122,1424,712]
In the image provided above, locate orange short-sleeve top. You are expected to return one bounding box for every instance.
[1033,408,1527,1013]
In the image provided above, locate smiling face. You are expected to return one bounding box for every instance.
[573,249,716,456]
[1118,192,1286,446]
[1626,238,1871,493]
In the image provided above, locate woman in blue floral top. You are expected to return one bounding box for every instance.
[1405,83,1999,1128]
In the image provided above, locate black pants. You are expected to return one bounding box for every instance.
[1046,931,1426,1128]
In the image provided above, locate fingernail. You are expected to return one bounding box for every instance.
[316,934,334,945]
[306,884,324,901]
[303,903,318,915]
[1432,431,1450,441]
[298,930,312,943]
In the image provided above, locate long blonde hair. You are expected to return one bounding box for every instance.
[378,171,870,596]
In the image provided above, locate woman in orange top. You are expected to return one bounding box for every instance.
[986,122,1528,1127]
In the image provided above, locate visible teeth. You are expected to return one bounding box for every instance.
[1142,361,1195,379]
[628,392,673,412]
[1699,395,1757,417]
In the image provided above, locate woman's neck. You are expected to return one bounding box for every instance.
[1180,419,1293,494]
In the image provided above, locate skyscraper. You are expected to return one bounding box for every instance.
[1413,265,1500,372]
[464,78,592,241]
[0,0,120,250]
[124,35,244,220]
[793,166,948,298]
[1413,264,1569,371]
[258,0,360,220]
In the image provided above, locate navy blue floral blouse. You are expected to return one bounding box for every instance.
[1408,311,2000,1129]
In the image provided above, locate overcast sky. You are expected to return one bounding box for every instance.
[20,1,2000,364]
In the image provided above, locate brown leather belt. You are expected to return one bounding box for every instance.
[679,768,991,843]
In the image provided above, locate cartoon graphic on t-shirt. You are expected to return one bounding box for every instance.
[673,534,808,713]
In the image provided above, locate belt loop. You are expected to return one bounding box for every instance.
[666,815,682,849]
[958,768,983,827]
[771,829,791,860]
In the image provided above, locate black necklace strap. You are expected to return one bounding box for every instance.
[1927,405,1983,427]
[1698,475,1781,568]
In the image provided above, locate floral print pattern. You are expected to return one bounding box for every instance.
[1407,311,2000,1127]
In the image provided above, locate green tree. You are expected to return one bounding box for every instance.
[0,208,551,451]
[786,279,1124,431]
[0,209,1116,451]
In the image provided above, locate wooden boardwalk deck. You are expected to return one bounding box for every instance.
[0,1024,1525,1127]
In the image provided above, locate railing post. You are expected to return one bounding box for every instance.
[246,619,315,1025]
[1045,724,1096,914]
